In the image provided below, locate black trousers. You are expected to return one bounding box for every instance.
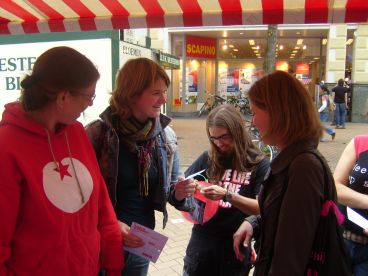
[183,230,250,276]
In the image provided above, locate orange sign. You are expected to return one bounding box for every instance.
[276,61,289,72]
[186,35,216,59]
[296,63,309,74]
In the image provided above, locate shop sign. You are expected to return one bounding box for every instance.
[296,63,310,75]
[159,52,180,69]
[276,61,289,72]
[120,41,152,66]
[0,39,113,124]
[186,35,216,59]
[122,29,147,47]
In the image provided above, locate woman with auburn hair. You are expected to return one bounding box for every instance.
[86,58,196,275]
[180,104,269,275]
[233,71,340,275]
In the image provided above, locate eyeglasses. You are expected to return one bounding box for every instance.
[78,93,96,102]
[209,133,232,142]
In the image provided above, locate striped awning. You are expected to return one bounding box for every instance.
[0,0,367,35]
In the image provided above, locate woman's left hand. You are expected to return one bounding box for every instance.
[200,185,227,201]
[174,176,198,201]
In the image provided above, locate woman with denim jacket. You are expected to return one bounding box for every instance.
[86,58,196,276]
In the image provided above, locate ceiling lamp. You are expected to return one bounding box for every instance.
[346,39,354,45]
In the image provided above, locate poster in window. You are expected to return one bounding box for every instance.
[227,69,239,93]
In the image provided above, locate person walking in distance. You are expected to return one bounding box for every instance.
[331,78,349,129]
[318,85,336,141]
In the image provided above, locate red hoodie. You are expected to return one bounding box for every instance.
[0,102,123,275]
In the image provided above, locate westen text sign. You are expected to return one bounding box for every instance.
[186,36,216,59]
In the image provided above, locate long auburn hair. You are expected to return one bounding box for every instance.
[206,104,263,182]
[248,71,323,146]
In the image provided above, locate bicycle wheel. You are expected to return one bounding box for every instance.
[253,139,273,160]
[198,103,207,117]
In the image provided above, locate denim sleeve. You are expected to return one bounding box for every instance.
[170,148,181,185]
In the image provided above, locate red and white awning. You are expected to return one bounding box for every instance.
[0,0,367,35]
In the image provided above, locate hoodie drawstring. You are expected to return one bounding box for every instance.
[45,129,85,204]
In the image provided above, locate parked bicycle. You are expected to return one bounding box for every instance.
[198,94,227,117]
[227,94,253,118]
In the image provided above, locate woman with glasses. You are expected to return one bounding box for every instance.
[0,47,123,275]
[180,104,269,276]
[86,58,196,276]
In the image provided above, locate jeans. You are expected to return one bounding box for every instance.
[122,250,149,276]
[319,112,334,135]
[335,103,346,127]
[344,239,368,276]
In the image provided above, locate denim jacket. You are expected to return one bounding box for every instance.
[85,107,190,228]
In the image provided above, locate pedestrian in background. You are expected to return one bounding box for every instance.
[0,47,123,275]
[334,135,368,275]
[86,58,196,276]
[233,71,333,275]
[181,104,269,276]
[331,78,349,129]
[318,85,336,141]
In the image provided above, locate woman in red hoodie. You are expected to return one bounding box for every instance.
[0,47,123,275]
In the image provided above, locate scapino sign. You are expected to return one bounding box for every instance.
[186,35,217,59]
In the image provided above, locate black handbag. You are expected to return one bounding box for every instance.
[304,151,351,276]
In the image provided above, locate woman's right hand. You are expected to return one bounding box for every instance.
[233,220,254,261]
[118,221,144,248]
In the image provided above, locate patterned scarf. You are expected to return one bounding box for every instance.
[115,116,156,197]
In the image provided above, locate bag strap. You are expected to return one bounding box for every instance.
[264,149,335,274]
[304,150,336,201]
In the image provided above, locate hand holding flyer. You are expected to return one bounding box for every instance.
[124,222,168,263]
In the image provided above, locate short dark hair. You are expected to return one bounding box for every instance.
[20,46,100,111]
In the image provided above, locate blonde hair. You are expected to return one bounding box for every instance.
[248,71,323,145]
[110,58,170,119]
[206,104,263,182]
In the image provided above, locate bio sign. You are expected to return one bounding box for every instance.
[186,35,216,59]
[0,57,37,91]
[0,39,113,124]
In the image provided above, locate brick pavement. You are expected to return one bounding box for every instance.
[148,118,368,276]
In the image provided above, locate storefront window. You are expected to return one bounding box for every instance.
[217,60,263,98]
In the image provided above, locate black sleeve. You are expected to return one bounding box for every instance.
[252,158,270,196]
[184,151,209,180]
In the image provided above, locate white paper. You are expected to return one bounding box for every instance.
[347,207,368,229]
[185,169,206,180]
[124,222,168,263]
